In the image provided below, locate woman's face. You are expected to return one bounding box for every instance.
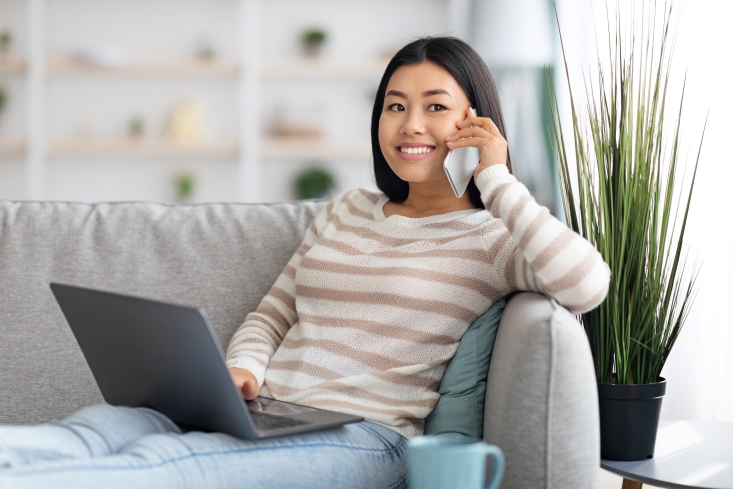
[378,61,472,185]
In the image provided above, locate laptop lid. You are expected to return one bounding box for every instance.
[49,283,362,440]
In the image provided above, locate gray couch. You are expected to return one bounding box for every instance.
[0,198,599,488]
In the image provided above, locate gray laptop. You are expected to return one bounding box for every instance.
[49,282,363,440]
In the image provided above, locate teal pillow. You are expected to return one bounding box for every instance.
[424,299,506,439]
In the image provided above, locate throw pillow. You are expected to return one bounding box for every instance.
[423,298,507,439]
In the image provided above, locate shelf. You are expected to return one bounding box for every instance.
[46,58,239,78]
[46,139,239,159]
[261,137,371,159]
[0,57,26,75]
[44,57,388,79]
[0,139,26,157]
[4,138,371,160]
[261,58,388,79]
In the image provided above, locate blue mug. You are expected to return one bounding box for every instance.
[407,435,504,489]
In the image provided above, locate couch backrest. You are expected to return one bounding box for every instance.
[0,199,325,424]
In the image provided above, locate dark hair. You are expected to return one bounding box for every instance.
[371,36,513,209]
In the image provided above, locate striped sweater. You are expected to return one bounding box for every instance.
[226,164,610,439]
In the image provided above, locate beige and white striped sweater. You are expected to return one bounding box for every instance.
[226,164,610,439]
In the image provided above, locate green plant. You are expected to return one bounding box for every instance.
[302,28,327,47]
[294,166,336,200]
[177,173,195,201]
[547,3,704,385]
[0,29,12,53]
[0,86,7,115]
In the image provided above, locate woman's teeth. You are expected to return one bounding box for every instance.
[400,147,433,154]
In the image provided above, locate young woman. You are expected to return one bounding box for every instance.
[0,36,609,489]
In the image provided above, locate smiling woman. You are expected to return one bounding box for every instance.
[372,36,514,217]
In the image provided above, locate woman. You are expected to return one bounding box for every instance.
[0,36,609,489]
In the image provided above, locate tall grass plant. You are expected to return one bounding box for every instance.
[547,2,704,385]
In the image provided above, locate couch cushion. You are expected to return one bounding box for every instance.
[424,299,506,438]
[0,199,326,424]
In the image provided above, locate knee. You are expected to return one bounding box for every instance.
[69,404,179,435]
[68,404,130,423]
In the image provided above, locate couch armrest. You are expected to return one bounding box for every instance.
[483,292,599,489]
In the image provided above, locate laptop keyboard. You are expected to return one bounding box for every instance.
[250,411,311,431]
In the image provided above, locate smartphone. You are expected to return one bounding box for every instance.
[443,107,480,198]
[443,146,480,198]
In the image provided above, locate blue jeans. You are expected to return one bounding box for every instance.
[0,404,407,489]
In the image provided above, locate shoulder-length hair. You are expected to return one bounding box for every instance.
[371,36,513,209]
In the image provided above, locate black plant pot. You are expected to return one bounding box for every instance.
[598,377,666,461]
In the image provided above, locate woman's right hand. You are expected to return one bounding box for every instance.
[229,367,261,400]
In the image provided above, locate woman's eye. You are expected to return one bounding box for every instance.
[427,104,446,112]
[387,103,405,112]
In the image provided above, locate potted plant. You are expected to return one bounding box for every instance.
[293,166,336,200]
[0,29,12,56]
[0,86,8,130]
[301,28,327,58]
[547,3,704,461]
[176,173,196,202]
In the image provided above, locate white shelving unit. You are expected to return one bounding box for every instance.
[1,0,470,202]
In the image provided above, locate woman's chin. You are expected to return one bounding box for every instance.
[393,171,446,185]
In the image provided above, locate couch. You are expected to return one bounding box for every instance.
[0,198,599,488]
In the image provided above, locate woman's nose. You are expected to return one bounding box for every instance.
[400,109,425,135]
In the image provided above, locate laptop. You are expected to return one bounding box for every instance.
[49,282,363,440]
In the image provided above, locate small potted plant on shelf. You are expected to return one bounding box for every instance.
[301,28,327,58]
[547,2,703,461]
[176,173,196,202]
[293,166,336,200]
[0,86,8,128]
[0,29,12,57]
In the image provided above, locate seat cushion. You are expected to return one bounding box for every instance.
[424,298,506,438]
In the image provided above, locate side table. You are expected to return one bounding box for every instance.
[601,420,733,489]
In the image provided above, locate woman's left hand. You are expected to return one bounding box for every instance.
[445,107,508,179]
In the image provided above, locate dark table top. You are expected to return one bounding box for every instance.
[601,420,733,489]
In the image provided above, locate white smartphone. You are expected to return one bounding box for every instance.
[443,107,480,198]
[443,146,480,198]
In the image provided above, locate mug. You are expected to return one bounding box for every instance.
[407,435,504,489]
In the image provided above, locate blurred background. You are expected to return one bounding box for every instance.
[0,0,570,210]
[0,1,731,486]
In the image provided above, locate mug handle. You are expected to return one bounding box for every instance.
[479,444,505,489]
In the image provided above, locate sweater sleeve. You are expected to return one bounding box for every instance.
[477,164,610,313]
[225,199,334,385]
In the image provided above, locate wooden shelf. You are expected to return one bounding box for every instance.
[44,137,371,160]
[44,57,387,79]
[46,139,239,159]
[0,57,26,75]
[261,137,371,159]
[46,58,239,78]
[0,139,26,157]
[261,58,388,78]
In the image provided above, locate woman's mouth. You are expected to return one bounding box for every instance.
[397,145,436,160]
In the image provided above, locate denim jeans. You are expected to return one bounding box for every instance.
[0,404,407,489]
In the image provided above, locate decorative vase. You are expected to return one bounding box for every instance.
[598,377,666,461]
